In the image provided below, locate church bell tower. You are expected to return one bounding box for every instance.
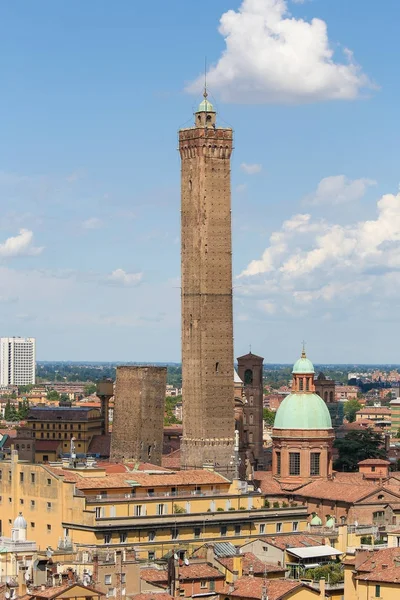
[179,93,235,477]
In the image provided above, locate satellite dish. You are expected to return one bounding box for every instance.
[5,592,10,598]
[25,572,31,581]
[174,553,178,560]
[46,549,54,558]
[184,558,189,566]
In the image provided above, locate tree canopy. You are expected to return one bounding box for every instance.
[46,389,60,401]
[333,429,386,472]
[343,399,362,423]
[263,408,275,426]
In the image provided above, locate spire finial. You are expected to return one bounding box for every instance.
[301,340,306,358]
[204,56,208,99]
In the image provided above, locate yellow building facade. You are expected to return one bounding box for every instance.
[0,452,308,558]
[25,406,103,457]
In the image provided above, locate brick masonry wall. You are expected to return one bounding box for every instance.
[179,121,235,476]
[110,366,167,464]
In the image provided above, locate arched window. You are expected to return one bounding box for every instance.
[329,391,333,402]
[299,378,304,391]
[249,432,253,443]
[249,414,254,425]
[244,369,253,385]
[305,378,310,391]
[324,391,328,402]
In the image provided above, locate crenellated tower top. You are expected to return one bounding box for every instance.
[179,92,232,160]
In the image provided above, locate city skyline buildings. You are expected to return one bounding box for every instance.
[0,2,399,363]
[0,337,36,386]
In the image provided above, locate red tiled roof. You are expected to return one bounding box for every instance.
[358,459,391,465]
[224,577,306,600]
[47,467,229,490]
[253,472,288,495]
[358,407,391,414]
[140,564,223,583]
[298,479,378,503]
[130,594,173,600]
[88,435,111,456]
[162,449,181,469]
[140,569,168,585]
[333,472,377,484]
[261,534,321,550]
[35,440,62,451]
[0,429,17,437]
[355,547,400,582]
[27,583,104,599]
[96,462,170,473]
[179,564,224,580]
[217,553,286,575]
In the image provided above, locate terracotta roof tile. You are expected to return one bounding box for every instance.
[35,440,62,451]
[261,535,321,550]
[217,553,286,575]
[162,449,181,470]
[140,569,168,584]
[224,577,304,600]
[88,435,111,456]
[0,429,17,437]
[355,547,400,582]
[358,459,391,465]
[27,583,104,599]
[140,564,223,584]
[46,466,229,490]
[130,594,173,600]
[358,407,391,414]
[253,472,287,495]
[179,564,224,580]
[333,472,377,484]
[298,479,377,503]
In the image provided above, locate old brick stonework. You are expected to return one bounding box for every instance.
[179,95,235,477]
[110,366,166,464]
[237,352,265,470]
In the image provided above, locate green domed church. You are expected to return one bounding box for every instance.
[272,349,334,484]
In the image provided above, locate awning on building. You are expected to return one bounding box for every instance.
[287,545,343,559]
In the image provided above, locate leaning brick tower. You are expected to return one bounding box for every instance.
[179,92,235,477]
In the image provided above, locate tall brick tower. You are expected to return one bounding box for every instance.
[237,352,265,470]
[179,92,235,477]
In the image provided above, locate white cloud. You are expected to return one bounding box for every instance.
[237,189,400,323]
[187,0,373,104]
[82,217,103,230]
[240,162,262,175]
[303,175,376,206]
[107,268,143,286]
[0,229,43,258]
[259,301,276,314]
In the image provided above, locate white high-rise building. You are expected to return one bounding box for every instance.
[0,337,36,386]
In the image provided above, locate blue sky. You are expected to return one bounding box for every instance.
[0,0,399,363]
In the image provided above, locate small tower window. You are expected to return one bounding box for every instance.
[244,369,253,385]
[299,378,304,391]
[305,378,310,391]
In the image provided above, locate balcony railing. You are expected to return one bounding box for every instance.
[81,489,259,502]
